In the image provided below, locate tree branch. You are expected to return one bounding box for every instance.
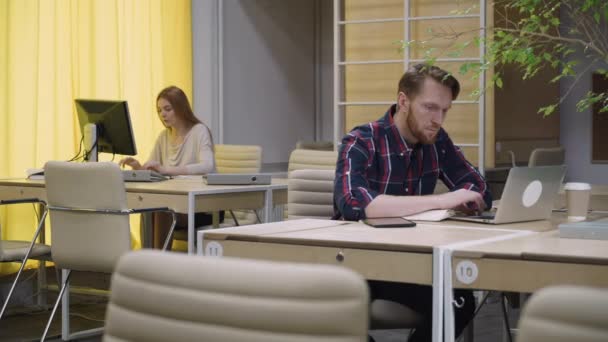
[497,27,605,57]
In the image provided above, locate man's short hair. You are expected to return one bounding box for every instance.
[398,63,460,100]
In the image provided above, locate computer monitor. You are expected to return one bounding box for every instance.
[74,99,137,161]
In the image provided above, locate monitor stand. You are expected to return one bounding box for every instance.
[84,123,98,162]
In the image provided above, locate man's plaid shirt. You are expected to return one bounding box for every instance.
[334,104,492,221]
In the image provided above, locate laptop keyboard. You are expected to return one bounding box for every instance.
[454,211,496,220]
[122,170,168,182]
[468,214,496,220]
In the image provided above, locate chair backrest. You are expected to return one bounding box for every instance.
[44,161,131,273]
[528,146,565,167]
[295,140,334,151]
[214,144,262,173]
[288,149,338,172]
[104,250,369,342]
[517,285,608,342]
[288,169,336,220]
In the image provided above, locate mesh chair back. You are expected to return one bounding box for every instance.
[214,144,262,173]
[518,285,608,342]
[104,250,369,342]
[45,161,130,273]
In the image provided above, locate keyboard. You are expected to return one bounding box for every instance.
[122,170,168,182]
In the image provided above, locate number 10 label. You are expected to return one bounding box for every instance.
[455,260,479,284]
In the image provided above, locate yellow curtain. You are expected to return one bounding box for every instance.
[0,0,192,274]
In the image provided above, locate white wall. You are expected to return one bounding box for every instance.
[192,0,219,138]
[192,0,333,166]
[560,10,608,184]
[318,0,334,142]
[223,0,315,164]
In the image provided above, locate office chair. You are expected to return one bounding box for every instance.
[214,144,262,174]
[517,285,608,342]
[41,161,176,341]
[170,145,264,249]
[0,198,51,321]
[295,140,334,151]
[287,169,335,220]
[287,169,422,331]
[528,146,565,167]
[214,144,263,226]
[103,250,369,342]
[288,148,338,172]
[507,146,565,167]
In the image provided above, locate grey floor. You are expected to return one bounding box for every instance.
[1,269,518,342]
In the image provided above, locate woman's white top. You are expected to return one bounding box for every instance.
[147,123,215,175]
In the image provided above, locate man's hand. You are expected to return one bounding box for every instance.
[118,157,142,170]
[440,189,486,215]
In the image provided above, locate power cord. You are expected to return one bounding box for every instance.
[67,135,85,162]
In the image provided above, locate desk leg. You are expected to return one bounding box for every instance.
[188,193,195,254]
[432,247,444,342]
[61,269,70,340]
[140,212,154,249]
[262,189,273,223]
[37,203,47,307]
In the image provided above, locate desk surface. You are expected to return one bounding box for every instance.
[450,212,608,292]
[453,212,608,264]
[1,177,288,253]
[201,219,526,285]
[204,219,519,253]
[0,178,288,211]
[0,177,288,195]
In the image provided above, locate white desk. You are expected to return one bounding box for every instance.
[0,177,288,254]
[197,219,524,342]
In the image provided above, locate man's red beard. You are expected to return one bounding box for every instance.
[406,106,440,144]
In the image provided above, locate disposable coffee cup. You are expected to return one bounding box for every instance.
[564,182,591,222]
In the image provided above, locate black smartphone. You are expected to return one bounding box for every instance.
[363,217,416,228]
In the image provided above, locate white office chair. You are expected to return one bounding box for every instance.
[518,285,608,342]
[215,144,264,226]
[0,198,51,321]
[287,169,422,331]
[288,148,338,172]
[171,144,264,248]
[41,161,176,341]
[104,250,369,342]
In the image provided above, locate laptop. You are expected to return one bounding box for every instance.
[203,173,272,185]
[122,170,169,182]
[450,165,566,224]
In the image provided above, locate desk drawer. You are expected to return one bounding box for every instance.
[452,256,608,292]
[0,185,46,202]
[202,240,432,285]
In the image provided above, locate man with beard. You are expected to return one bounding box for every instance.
[333,63,491,341]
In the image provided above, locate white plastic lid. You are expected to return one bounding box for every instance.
[564,182,591,190]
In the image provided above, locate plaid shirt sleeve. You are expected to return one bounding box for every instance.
[334,131,379,221]
[438,137,493,208]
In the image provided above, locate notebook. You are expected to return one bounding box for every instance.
[404,209,454,222]
[203,173,271,185]
[449,165,566,224]
[26,168,45,180]
[122,170,168,182]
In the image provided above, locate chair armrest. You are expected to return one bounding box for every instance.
[129,207,173,214]
[128,207,177,251]
[507,150,517,168]
[0,198,46,206]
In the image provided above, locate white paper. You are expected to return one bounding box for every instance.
[404,209,454,222]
